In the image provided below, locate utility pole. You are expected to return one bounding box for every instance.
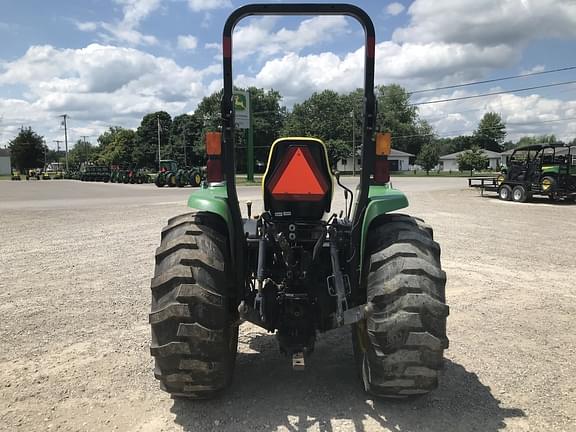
[81,135,90,164]
[350,110,356,176]
[183,125,188,167]
[59,114,69,171]
[157,115,161,171]
[53,140,63,163]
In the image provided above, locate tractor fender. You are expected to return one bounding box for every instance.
[359,184,409,276]
[187,184,235,261]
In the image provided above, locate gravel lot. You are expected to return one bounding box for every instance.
[0,177,575,432]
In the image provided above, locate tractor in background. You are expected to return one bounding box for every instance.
[155,159,203,188]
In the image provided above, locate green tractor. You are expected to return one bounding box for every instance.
[155,160,178,187]
[80,164,110,182]
[149,3,448,399]
[175,167,203,187]
[110,166,124,183]
[498,144,576,202]
[155,160,203,188]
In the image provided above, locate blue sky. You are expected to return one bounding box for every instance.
[1,0,575,148]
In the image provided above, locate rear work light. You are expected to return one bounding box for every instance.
[267,146,329,201]
[205,132,223,183]
[374,132,391,185]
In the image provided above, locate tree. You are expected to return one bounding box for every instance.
[8,127,46,171]
[283,90,353,143]
[416,141,439,175]
[67,139,100,169]
[376,84,427,156]
[248,87,287,164]
[457,146,489,176]
[97,127,137,166]
[474,112,506,152]
[192,87,286,171]
[133,111,172,169]
[282,90,354,169]
[516,134,557,148]
[325,139,351,169]
[170,114,204,167]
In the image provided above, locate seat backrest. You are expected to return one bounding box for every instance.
[263,138,333,220]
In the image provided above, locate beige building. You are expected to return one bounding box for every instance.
[0,148,11,175]
[439,149,502,171]
[336,148,415,173]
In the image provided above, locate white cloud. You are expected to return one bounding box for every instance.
[76,0,161,46]
[0,44,220,146]
[187,0,231,12]
[235,40,517,103]
[177,35,198,50]
[417,89,576,141]
[386,2,406,16]
[394,0,576,45]
[75,21,98,32]
[520,64,546,74]
[229,16,350,60]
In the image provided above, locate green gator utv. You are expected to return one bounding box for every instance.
[498,144,576,202]
[149,3,448,399]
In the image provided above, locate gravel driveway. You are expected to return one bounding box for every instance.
[0,178,574,431]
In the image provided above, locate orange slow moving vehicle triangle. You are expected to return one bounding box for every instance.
[270,147,327,199]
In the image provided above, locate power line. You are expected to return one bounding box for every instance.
[391,116,576,140]
[409,65,576,95]
[411,80,576,106]
[418,85,576,122]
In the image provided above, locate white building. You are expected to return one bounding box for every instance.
[439,149,502,171]
[0,148,11,175]
[336,148,415,173]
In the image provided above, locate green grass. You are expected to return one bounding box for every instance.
[391,170,496,177]
[0,175,12,181]
[235,175,263,185]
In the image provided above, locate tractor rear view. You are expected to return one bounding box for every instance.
[149,3,448,399]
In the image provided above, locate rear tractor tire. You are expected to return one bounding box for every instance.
[189,171,202,187]
[353,214,449,398]
[150,212,238,398]
[166,172,177,187]
[155,174,166,188]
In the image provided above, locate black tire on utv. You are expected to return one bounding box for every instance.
[150,211,238,398]
[352,214,449,398]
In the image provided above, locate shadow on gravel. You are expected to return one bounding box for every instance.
[171,327,525,432]
[474,194,576,205]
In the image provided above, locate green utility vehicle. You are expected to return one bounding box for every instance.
[149,3,448,399]
[498,144,576,202]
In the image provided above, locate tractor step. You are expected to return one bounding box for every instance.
[292,352,305,371]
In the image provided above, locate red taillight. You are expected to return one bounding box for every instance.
[205,132,223,182]
[267,146,329,201]
[206,159,222,182]
[374,157,390,184]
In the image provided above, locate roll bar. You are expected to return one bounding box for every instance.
[221,4,377,278]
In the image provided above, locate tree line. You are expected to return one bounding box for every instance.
[6,84,576,173]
